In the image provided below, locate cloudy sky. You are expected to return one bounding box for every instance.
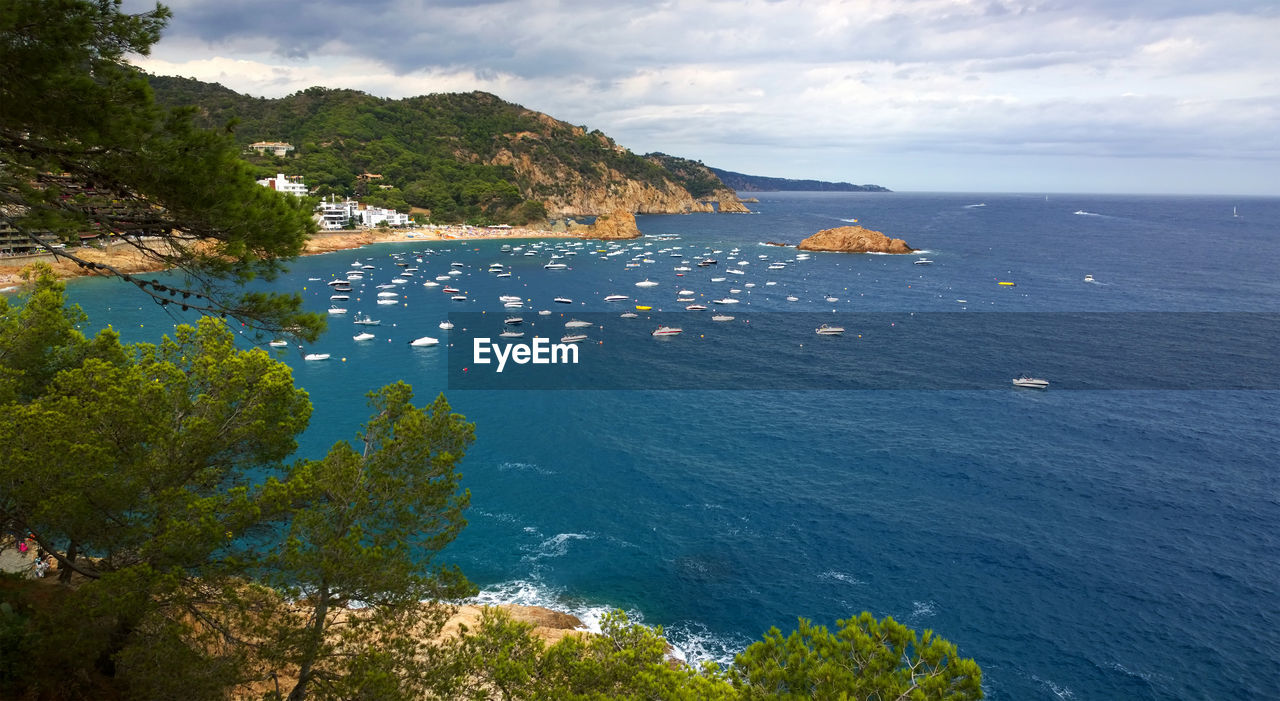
[123,0,1279,195]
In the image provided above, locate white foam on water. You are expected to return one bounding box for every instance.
[520,532,592,563]
[470,578,622,636]
[909,599,937,619]
[498,461,556,475]
[819,570,865,586]
[1032,674,1076,699]
[663,620,753,668]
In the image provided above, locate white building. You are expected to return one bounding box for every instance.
[316,198,359,230]
[249,141,295,156]
[257,173,308,197]
[357,206,410,228]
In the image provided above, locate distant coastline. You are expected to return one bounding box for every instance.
[708,166,890,193]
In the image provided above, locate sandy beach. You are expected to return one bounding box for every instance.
[0,224,581,288]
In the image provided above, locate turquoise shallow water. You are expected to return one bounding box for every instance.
[65,192,1280,699]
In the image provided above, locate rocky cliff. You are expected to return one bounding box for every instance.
[580,209,642,239]
[797,225,914,254]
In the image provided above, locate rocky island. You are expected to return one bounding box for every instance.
[583,209,643,239]
[797,225,915,254]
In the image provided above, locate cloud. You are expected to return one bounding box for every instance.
[122,0,1280,194]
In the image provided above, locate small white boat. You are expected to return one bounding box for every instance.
[439,320,454,330]
[268,340,289,347]
[685,304,708,311]
[353,314,380,325]
[450,262,465,268]
[496,272,512,278]
[765,281,777,286]
[825,296,839,303]
[674,266,691,272]
[376,291,398,298]
[604,294,629,302]
[499,330,524,338]
[713,298,740,304]
[505,316,524,325]
[538,310,552,316]
[815,324,845,335]
[744,283,756,288]
[499,295,522,303]
[328,307,347,315]
[376,299,398,305]
[711,277,727,282]
[303,353,330,361]
[560,334,588,343]
[678,289,694,296]
[435,275,452,281]
[544,262,568,270]
[620,312,639,319]
[786,296,799,302]
[410,336,439,347]
[442,287,460,294]
[727,269,745,275]
[447,269,462,276]
[554,297,572,304]
[564,319,592,328]
[767,263,786,270]
[422,281,440,287]
[914,258,933,265]
[391,278,408,284]
[330,294,349,301]
[451,295,467,301]
[1012,376,1050,389]
[504,301,524,308]
[711,314,735,322]
[651,326,683,336]
[635,279,660,288]
[1084,274,1095,283]
[353,332,375,341]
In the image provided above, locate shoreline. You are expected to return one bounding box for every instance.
[0,224,582,288]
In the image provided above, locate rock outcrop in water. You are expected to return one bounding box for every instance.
[797,225,914,254]
[582,210,642,240]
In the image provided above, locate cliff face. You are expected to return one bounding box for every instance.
[580,209,642,240]
[797,225,914,253]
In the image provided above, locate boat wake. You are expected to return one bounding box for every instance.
[757,241,795,247]
[963,203,986,208]
[1073,210,1102,216]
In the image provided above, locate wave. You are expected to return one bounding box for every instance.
[1032,675,1076,699]
[757,241,795,247]
[963,203,986,208]
[498,461,556,475]
[520,532,591,563]
[664,620,754,667]
[819,570,865,586]
[470,578,614,635]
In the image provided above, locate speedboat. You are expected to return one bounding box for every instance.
[353,332,375,341]
[450,262,465,268]
[651,326,683,336]
[1012,376,1050,389]
[499,295,522,303]
[815,324,845,335]
[544,262,568,270]
[442,286,460,294]
[391,278,408,284]
[767,263,786,270]
[328,307,347,315]
[376,299,398,305]
[914,258,933,265]
[451,295,467,301]
[786,296,799,302]
[330,294,349,301]
[710,277,727,282]
[620,312,639,319]
[1084,274,1095,283]
[327,280,348,286]
[560,334,588,343]
[604,294,629,302]
[635,305,652,311]
[505,316,523,325]
[499,329,524,338]
[678,289,694,296]
[376,291,398,298]
[504,301,524,308]
[439,321,454,330]
[496,272,512,278]
[676,297,695,302]
[825,296,839,303]
[713,298,740,304]
[410,336,439,347]
[435,275,451,281]
[564,319,592,329]
[422,281,440,287]
[268,340,289,347]
[538,310,552,316]
[635,279,660,288]
[353,314,380,325]
[685,304,708,311]
[554,297,572,304]
[303,353,330,361]
[727,269,745,275]
[711,314,734,322]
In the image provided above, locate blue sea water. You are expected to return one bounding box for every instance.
[63,192,1280,699]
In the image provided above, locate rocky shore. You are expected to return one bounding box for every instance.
[796,224,915,254]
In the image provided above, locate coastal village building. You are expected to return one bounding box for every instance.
[248,141,295,157]
[313,198,409,230]
[356,205,410,228]
[256,173,308,197]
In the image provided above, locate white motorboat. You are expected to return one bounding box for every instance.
[376,299,398,305]
[786,296,799,302]
[499,330,524,338]
[330,294,349,301]
[451,295,467,301]
[676,297,695,302]
[353,332,375,341]
[678,289,694,296]
[1084,274,1095,283]
[538,310,552,316]
[423,281,440,287]
[767,263,786,270]
[544,262,568,270]
[268,340,289,347]
[713,298,740,304]
[439,321,454,330]
[727,269,745,275]
[564,319,592,329]
[328,307,347,314]
[554,297,572,304]
[505,316,524,325]
[914,258,933,265]
[685,304,708,311]
[711,277,727,282]
[504,301,524,308]
[391,278,408,284]
[651,326,683,336]
[496,272,512,278]
[711,314,734,322]
[353,314,380,325]
[376,291,398,298]
[635,279,660,288]
[815,324,845,335]
[560,334,588,343]
[410,336,439,347]
[825,296,839,303]
[620,312,639,319]
[435,275,452,281]
[604,294,629,302]
[499,295,522,303]
[1012,376,1050,389]
[303,353,330,361]
[450,262,465,268]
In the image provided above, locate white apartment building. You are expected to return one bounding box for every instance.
[316,198,359,230]
[357,206,410,228]
[257,173,308,197]
[249,141,295,156]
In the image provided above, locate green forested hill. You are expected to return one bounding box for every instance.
[148,76,738,224]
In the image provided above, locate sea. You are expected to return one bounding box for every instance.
[62,192,1280,699]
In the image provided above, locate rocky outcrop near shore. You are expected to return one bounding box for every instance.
[797,225,914,254]
[582,210,642,240]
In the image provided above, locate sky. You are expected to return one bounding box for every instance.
[122,0,1280,195]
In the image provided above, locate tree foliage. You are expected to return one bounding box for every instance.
[0,0,324,340]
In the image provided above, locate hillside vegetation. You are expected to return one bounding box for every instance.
[148,77,747,223]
